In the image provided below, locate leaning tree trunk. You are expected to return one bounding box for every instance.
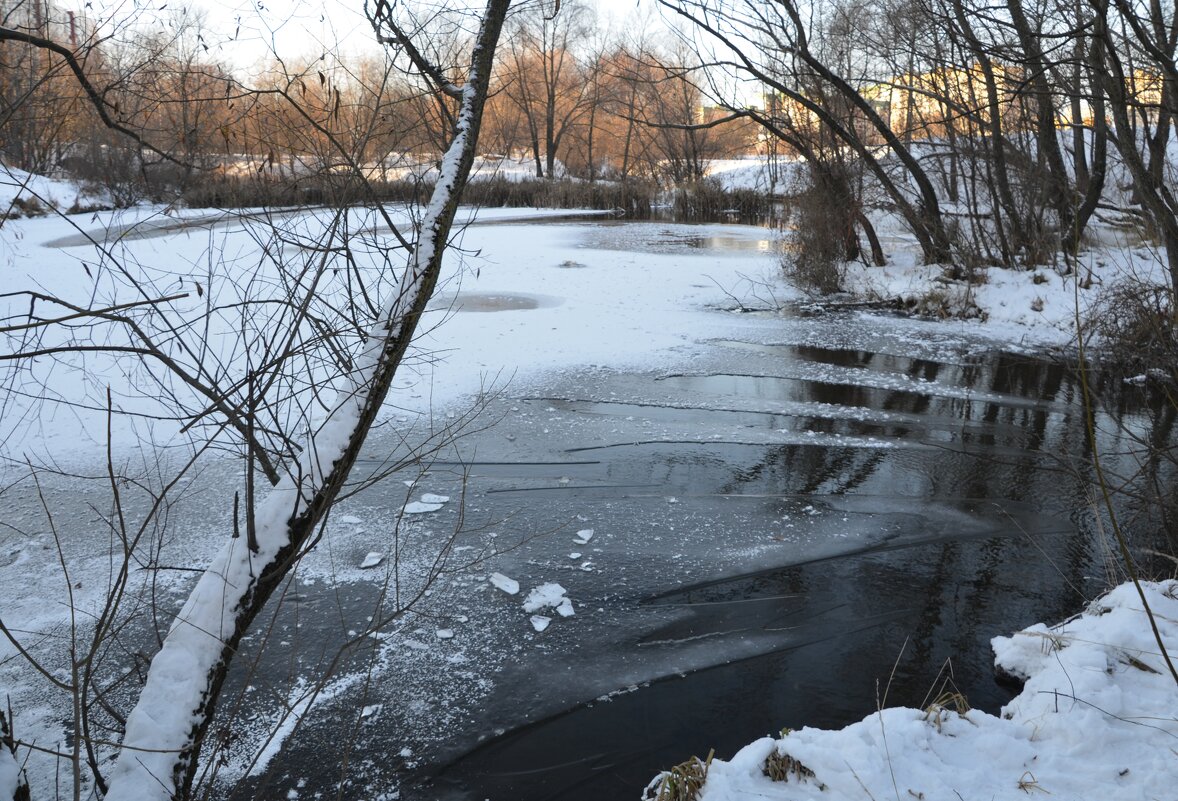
[101,3,513,799]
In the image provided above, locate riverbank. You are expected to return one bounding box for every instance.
[651,579,1177,801]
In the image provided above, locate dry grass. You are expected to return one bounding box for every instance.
[923,690,972,732]
[643,750,714,801]
[763,745,824,788]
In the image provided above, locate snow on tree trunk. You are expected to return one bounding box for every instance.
[101,4,511,799]
[1,709,29,801]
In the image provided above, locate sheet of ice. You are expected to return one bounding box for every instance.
[671,580,1178,801]
[360,552,384,569]
[339,515,363,525]
[573,529,594,545]
[420,493,450,504]
[403,501,444,514]
[435,629,454,640]
[489,573,520,595]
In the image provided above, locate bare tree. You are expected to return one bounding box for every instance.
[0,2,513,800]
[502,0,594,178]
[660,0,955,263]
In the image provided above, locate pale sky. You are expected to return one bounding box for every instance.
[174,0,665,75]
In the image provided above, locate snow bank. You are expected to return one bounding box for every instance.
[0,163,102,212]
[659,580,1177,801]
[705,157,802,193]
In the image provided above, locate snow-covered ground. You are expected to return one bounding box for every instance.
[661,580,1177,801]
[832,211,1174,347]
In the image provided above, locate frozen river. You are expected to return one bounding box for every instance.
[213,225,1168,801]
[4,216,1172,801]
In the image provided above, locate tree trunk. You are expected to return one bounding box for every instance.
[1006,0,1077,237]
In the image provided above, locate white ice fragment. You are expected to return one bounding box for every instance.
[436,629,455,640]
[530,615,552,632]
[523,582,569,613]
[420,493,450,504]
[361,704,382,719]
[569,552,583,559]
[399,747,413,758]
[339,515,362,525]
[556,597,575,617]
[402,479,415,487]
[579,562,594,572]
[403,501,444,514]
[360,552,384,569]
[456,615,469,623]
[573,528,594,544]
[489,572,520,595]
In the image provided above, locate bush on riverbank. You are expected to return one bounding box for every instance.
[179,172,779,223]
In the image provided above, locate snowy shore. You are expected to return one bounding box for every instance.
[648,580,1178,801]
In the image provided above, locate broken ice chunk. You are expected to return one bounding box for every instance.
[573,528,594,544]
[403,501,444,514]
[361,704,382,719]
[360,552,384,569]
[339,515,362,525]
[489,572,520,595]
[530,615,552,632]
[436,629,455,640]
[420,493,450,504]
[523,582,568,613]
[569,552,583,559]
[555,597,575,617]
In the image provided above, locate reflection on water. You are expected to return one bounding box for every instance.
[576,221,780,256]
[429,292,563,313]
[410,344,1175,801]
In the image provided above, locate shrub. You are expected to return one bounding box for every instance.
[1087,280,1177,383]
[780,165,859,294]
